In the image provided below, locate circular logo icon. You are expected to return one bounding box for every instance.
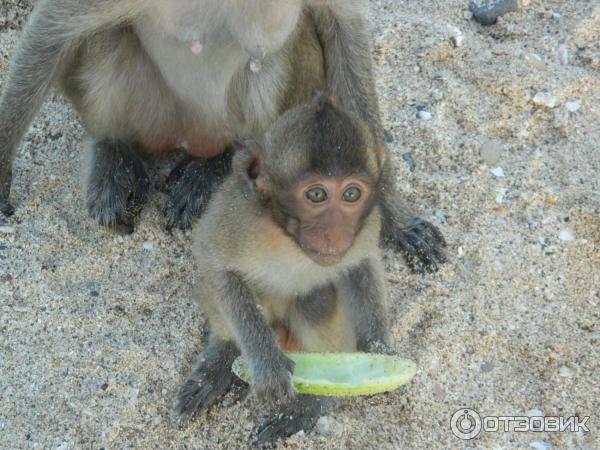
[451,408,482,440]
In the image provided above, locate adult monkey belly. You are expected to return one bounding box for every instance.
[0,0,446,269]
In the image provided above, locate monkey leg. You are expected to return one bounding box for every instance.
[164,150,233,230]
[85,139,150,233]
[175,337,241,426]
[379,163,447,273]
[338,259,393,355]
[252,394,335,447]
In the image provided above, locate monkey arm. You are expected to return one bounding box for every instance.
[340,259,392,354]
[310,3,447,271]
[310,1,384,142]
[379,163,448,272]
[0,0,142,215]
[214,271,295,403]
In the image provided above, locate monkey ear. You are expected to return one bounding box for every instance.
[232,140,265,194]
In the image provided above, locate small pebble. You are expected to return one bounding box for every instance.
[556,44,569,65]
[559,366,574,377]
[433,383,447,401]
[565,101,581,113]
[447,25,465,47]
[531,92,558,108]
[530,441,550,450]
[490,167,505,177]
[0,244,7,250]
[480,139,503,165]
[545,195,557,205]
[434,210,448,224]
[0,226,15,234]
[417,110,432,121]
[558,229,573,242]
[402,152,416,171]
[316,416,343,437]
[495,188,507,204]
[469,0,519,26]
[527,409,544,417]
[480,361,494,372]
[524,53,545,70]
[142,241,154,251]
[383,129,394,143]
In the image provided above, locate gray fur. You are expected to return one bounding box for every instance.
[177,97,387,445]
[175,338,240,426]
[0,0,445,267]
[213,271,296,405]
[85,139,149,231]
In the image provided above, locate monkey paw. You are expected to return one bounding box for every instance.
[252,353,295,405]
[175,364,237,427]
[86,140,149,233]
[164,153,232,230]
[386,218,447,273]
[252,395,329,447]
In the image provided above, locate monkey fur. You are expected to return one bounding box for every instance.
[176,95,392,445]
[0,0,445,269]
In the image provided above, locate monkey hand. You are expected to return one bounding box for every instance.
[385,218,447,273]
[251,351,295,405]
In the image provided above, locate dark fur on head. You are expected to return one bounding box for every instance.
[262,93,379,195]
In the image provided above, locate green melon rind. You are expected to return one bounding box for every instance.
[232,352,416,397]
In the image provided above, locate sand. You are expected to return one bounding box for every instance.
[0,0,598,448]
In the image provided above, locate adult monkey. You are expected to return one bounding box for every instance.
[0,0,446,269]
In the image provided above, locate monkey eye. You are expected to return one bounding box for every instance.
[305,187,328,203]
[342,186,362,202]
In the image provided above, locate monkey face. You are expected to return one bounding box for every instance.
[284,175,375,266]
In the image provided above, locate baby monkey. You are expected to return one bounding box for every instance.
[176,94,391,445]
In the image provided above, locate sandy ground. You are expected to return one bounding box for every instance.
[1,0,598,449]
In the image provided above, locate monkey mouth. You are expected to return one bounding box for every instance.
[303,247,345,266]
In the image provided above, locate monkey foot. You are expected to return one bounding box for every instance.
[175,365,237,427]
[252,395,331,448]
[86,140,149,233]
[164,152,232,230]
[386,219,447,273]
[175,339,241,426]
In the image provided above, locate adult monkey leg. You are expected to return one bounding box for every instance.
[164,150,234,230]
[0,0,144,218]
[310,2,447,271]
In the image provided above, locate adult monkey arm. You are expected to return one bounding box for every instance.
[0,0,143,216]
[310,0,447,271]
